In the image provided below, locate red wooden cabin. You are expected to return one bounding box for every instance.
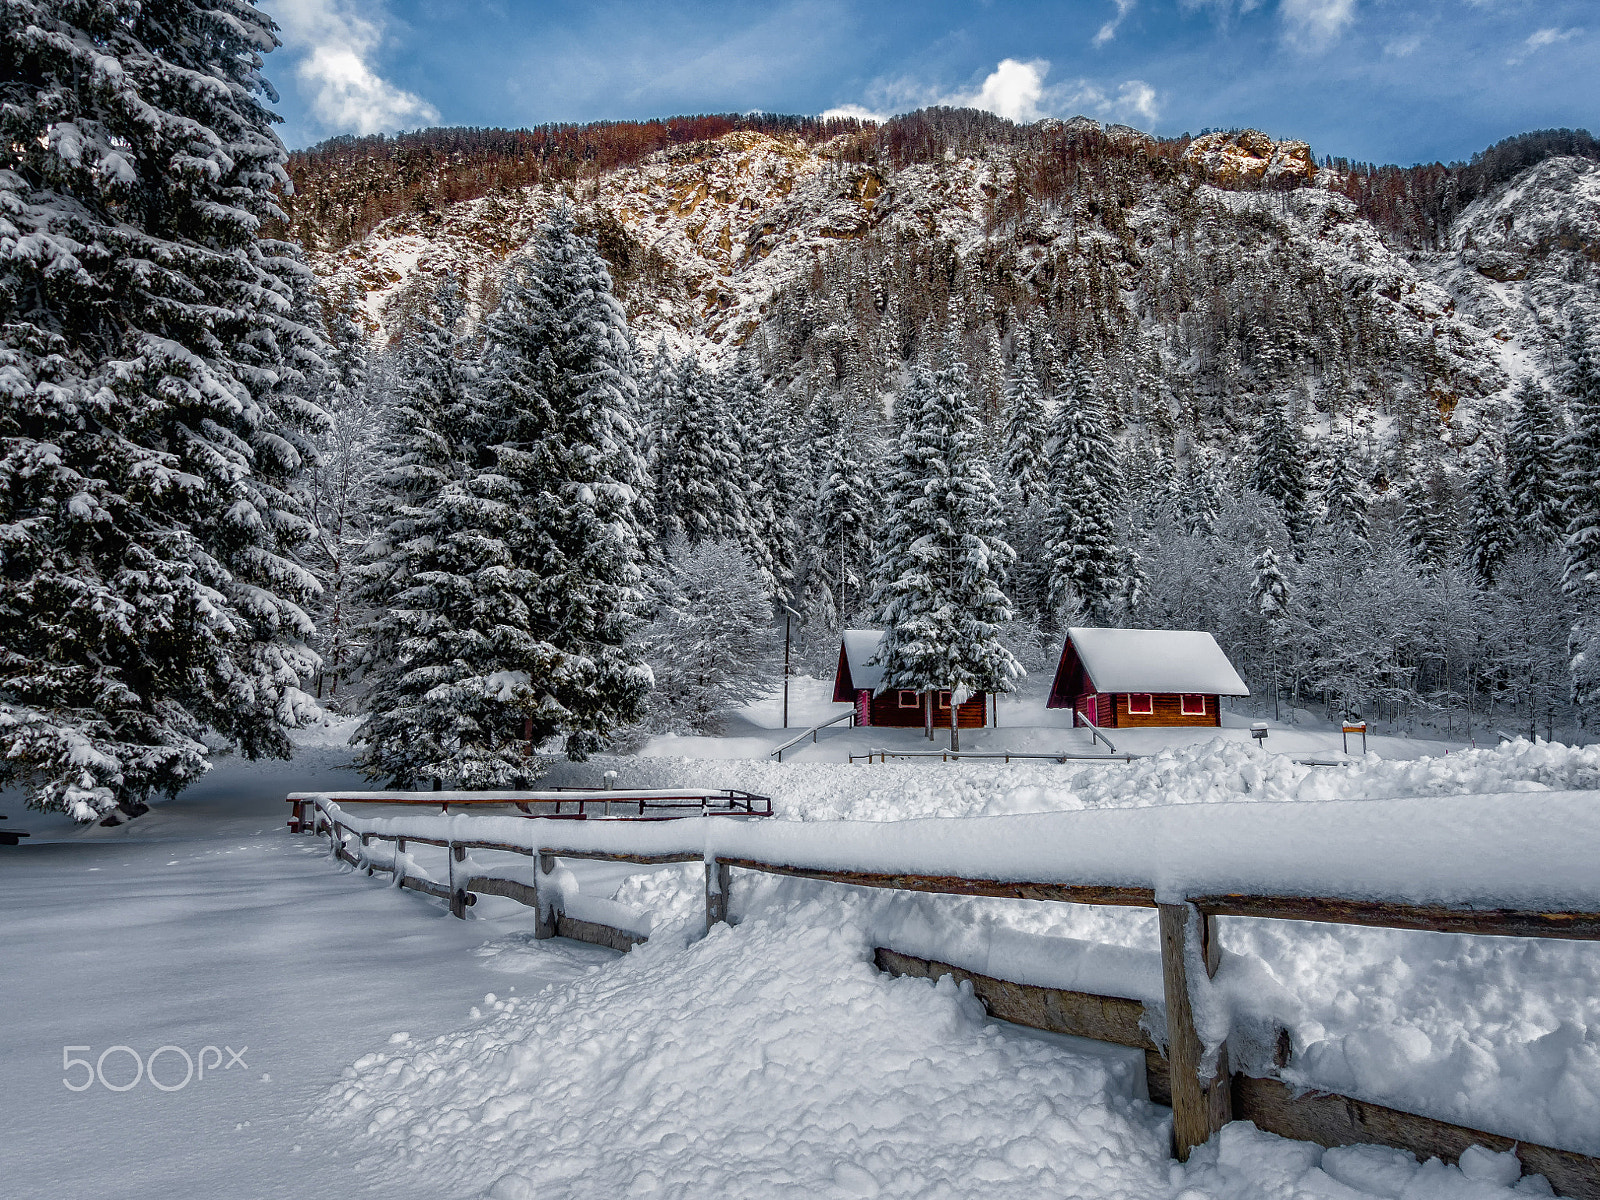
[832,630,989,728]
[1045,627,1249,728]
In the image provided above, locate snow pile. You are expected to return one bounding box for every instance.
[315,893,1554,1200]
[545,736,1600,821]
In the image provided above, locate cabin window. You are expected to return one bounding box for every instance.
[937,690,952,709]
[898,690,919,708]
[1126,693,1153,715]
[1181,694,1206,716]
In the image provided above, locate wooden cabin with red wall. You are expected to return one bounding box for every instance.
[832,630,988,728]
[1046,627,1249,728]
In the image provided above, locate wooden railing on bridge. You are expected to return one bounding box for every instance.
[288,793,1600,1199]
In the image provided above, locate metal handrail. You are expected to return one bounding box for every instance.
[849,747,1140,764]
[770,709,857,761]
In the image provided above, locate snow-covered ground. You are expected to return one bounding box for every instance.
[4,715,1597,1199]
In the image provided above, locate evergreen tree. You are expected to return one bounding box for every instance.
[812,425,878,625]
[873,354,1019,750]
[357,211,651,783]
[1560,315,1600,718]
[1182,451,1225,538]
[1504,376,1564,543]
[1465,451,1516,586]
[1249,394,1309,542]
[1042,361,1122,620]
[718,354,779,602]
[654,352,743,545]
[1401,472,1453,576]
[0,0,325,819]
[1318,435,1371,551]
[1001,347,1048,506]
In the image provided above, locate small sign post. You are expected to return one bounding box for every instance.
[1343,721,1367,755]
[1250,721,1269,745]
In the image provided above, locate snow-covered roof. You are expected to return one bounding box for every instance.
[1067,628,1250,696]
[840,629,887,691]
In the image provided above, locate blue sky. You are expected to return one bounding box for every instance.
[264,0,1595,166]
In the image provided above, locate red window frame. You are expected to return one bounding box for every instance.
[937,690,952,709]
[1126,693,1154,715]
[898,690,920,708]
[1181,694,1207,716]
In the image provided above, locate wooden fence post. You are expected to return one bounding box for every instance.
[449,842,467,918]
[705,859,731,932]
[1158,902,1232,1159]
[534,851,558,939]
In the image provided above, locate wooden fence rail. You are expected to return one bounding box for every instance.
[293,795,1600,1199]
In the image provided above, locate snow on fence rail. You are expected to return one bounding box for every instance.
[290,790,1600,1198]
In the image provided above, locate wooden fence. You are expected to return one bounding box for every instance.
[292,795,1600,1199]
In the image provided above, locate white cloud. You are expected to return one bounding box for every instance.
[273,0,440,135]
[1094,0,1138,46]
[822,58,1161,130]
[820,102,891,123]
[1383,33,1422,57]
[1279,0,1357,50]
[1506,25,1582,64]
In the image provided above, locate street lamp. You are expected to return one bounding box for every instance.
[781,605,802,729]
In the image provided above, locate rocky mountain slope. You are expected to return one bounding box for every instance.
[299,113,1600,466]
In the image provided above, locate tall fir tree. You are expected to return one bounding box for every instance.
[1042,360,1122,620]
[812,425,878,625]
[1249,394,1309,543]
[653,352,744,546]
[1318,434,1371,551]
[1504,376,1565,543]
[718,354,780,603]
[872,356,1019,749]
[357,211,652,783]
[1465,450,1516,587]
[1,0,326,818]
[1560,315,1600,719]
[1001,347,1048,507]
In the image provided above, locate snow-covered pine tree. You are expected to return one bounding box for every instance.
[639,539,776,733]
[1401,470,1454,576]
[1504,376,1565,543]
[355,276,491,786]
[1248,541,1292,719]
[1001,346,1048,507]
[872,352,1019,750]
[718,353,780,602]
[654,352,744,545]
[0,0,326,819]
[1042,359,1122,621]
[1249,394,1309,543]
[1318,434,1370,551]
[1559,315,1600,719]
[1465,451,1516,586]
[358,211,652,784]
[812,424,878,626]
[1182,450,1225,538]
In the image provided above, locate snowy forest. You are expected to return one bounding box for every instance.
[4,0,1600,819]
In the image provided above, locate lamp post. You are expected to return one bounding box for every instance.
[781,605,802,729]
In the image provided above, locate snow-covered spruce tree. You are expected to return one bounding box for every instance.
[354,276,488,785]
[1042,360,1122,621]
[746,385,805,607]
[1181,450,1225,538]
[1001,346,1048,507]
[872,354,1019,750]
[718,353,780,603]
[812,424,878,626]
[1504,376,1565,544]
[638,539,776,733]
[1465,451,1516,587]
[1317,435,1370,552]
[357,212,652,784]
[653,352,744,546]
[1249,542,1292,716]
[1560,315,1600,719]
[1401,470,1455,577]
[0,1,326,819]
[1249,393,1309,544]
